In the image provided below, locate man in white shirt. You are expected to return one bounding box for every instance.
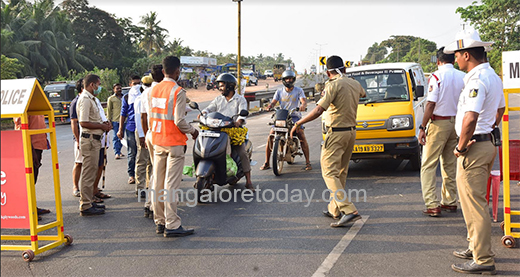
[419,47,466,217]
[201,73,254,191]
[138,65,164,218]
[444,28,505,275]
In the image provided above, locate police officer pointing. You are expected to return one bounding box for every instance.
[290,55,366,228]
[444,29,505,275]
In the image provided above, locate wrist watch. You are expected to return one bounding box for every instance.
[419,125,426,131]
[455,146,467,153]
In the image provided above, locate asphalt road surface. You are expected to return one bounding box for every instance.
[1,100,519,276]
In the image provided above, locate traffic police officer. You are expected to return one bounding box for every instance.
[419,47,465,217]
[149,56,198,237]
[444,29,505,275]
[290,55,366,228]
[77,74,111,216]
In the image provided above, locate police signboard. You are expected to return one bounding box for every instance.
[502,50,520,89]
[1,78,51,117]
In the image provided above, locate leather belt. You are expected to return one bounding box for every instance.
[431,115,454,120]
[81,133,101,140]
[471,133,491,142]
[330,126,356,132]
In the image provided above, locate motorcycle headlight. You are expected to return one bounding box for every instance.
[202,118,222,128]
[387,115,413,130]
[275,120,286,127]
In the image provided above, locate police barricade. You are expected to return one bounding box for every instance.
[500,51,520,248]
[1,78,72,261]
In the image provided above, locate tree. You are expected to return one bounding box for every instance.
[139,11,168,57]
[456,0,520,73]
[1,0,92,81]
[363,42,388,64]
[1,54,24,79]
[61,0,125,70]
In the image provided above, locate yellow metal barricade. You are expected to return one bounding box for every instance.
[1,78,72,261]
[500,87,520,248]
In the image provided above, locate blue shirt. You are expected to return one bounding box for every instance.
[121,93,136,132]
[273,86,305,118]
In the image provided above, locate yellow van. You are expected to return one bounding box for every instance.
[324,62,427,170]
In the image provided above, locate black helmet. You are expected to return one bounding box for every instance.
[281,70,296,88]
[216,73,237,93]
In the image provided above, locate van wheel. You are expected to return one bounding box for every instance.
[410,146,422,171]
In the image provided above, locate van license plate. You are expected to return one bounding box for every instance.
[353,144,384,153]
[273,127,287,132]
[201,132,220,137]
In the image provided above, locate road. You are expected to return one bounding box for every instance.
[1,99,519,276]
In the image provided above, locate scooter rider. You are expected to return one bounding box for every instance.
[260,70,311,171]
[199,73,255,192]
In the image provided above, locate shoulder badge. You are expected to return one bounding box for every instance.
[428,85,433,92]
[469,88,478,98]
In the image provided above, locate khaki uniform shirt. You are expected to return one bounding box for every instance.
[107,94,122,122]
[77,90,104,135]
[317,74,366,128]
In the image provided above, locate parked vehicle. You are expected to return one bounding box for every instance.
[269,107,302,176]
[264,70,274,78]
[189,102,252,202]
[242,70,258,86]
[206,81,216,90]
[43,81,76,122]
[273,64,286,82]
[322,62,427,170]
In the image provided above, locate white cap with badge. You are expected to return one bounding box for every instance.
[443,28,493,54]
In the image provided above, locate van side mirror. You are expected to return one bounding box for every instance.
[239,109,249,117]
[415,85,424,98]
[189,102,199,110]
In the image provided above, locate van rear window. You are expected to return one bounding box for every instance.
[346,69,409,104]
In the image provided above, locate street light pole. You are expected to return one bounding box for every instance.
[233,0,243,94]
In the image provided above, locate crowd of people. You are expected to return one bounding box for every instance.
[23,28,506,275]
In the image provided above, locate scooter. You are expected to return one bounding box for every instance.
[189,102,252,202]
[269,107,302,176]
[206,81,216,90]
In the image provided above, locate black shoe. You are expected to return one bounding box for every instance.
[323,211,340,219]
[164,226,194,237]
[453,249,473,260]
[148,210,154,219]
[451,260,496,275]
[156,224,165,234]
[92,202,105,209]
[140,190,147,200]
[144,207,151,218]
[330,213,361,228]
[80,207,105,216]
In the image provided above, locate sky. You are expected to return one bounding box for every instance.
[82,0,477,73]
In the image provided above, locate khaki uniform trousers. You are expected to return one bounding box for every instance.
[144,131,154,209]
[421,119,458,208]
[321,129,357,216]
[79,136,101,211]
[457,141,496,266]
[152,144,185,230]
[135,130,152,191]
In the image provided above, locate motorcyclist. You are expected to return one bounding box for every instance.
[199,73,255,191]
[260,70,311,171]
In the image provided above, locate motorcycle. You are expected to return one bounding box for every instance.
[189,102,252,202]
[206,81,216,90]
[269,107,302,176]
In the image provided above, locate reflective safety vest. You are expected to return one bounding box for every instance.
[149,81,187,146]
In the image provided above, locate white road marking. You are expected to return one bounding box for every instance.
[312,216,369,277]
[256,144,266,149]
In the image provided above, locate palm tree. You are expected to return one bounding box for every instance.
[139,11,168,57]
